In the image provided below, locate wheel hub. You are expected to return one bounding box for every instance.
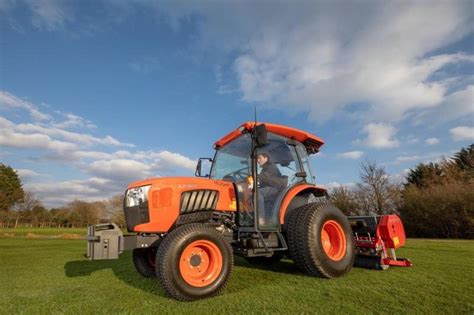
[190,254,202,267]
[321,220,347,261]
[179,240,223,287]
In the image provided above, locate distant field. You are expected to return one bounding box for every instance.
[0,229,473,314]
[0,227,86,238]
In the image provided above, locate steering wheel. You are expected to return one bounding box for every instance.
[223,167,249,181]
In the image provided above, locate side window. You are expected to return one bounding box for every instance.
[296,144,315,184]
[275,153,304,187]
[258,133,304,187]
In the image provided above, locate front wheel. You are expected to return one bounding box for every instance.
[132,244,159,278]
[156,223,233,301]
[286,202,354,278]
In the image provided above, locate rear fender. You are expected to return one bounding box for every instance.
[278,184,327,225]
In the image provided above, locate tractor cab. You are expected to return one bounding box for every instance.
[198,122,322,231]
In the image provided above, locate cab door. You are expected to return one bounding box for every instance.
[256,133,305,230]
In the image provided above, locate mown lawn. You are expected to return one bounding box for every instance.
[0,230,472,314]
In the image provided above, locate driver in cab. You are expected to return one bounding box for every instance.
[257,153,286,225]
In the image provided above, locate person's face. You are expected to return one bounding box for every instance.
[257,154,268,166]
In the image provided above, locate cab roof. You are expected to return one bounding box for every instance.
[214,121,324,154]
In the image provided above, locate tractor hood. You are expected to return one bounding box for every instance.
[128,176,234,192]
[125,177,236,233]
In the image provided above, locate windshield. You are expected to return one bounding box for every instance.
[210,134,252,181]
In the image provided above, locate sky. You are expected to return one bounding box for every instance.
[0,0,473,208]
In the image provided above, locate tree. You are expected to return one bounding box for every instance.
[356,161,399,215]
[400,180,474,238]
[10,191,41,228]
[329,185,359,215]
[452,144,474,176]
[405,162,444,188]
[106,194,125,228]
[399,145,474,238]
[68,200,106,227]
[31,205,48,227]
[0,164,25,212]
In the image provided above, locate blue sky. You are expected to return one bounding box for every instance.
[0,0,473,207]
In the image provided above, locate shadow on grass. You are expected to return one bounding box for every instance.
[63,253,167,297]
[234,256,303,275]
[63,253,307,298]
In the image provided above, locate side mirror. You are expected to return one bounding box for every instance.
[255,124,268,147]
[195,158,212,177]
[195,160,202,177]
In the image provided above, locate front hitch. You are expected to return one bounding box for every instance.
[86,223,161,260]
[86,223,124,260]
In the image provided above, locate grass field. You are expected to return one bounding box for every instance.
[0,229,473,314]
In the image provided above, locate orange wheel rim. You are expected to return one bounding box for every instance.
[179,240,223,287]
[321,220,347,261]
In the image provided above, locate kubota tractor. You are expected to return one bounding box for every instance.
[86,122,411,301]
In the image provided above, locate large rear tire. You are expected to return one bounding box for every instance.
[156,223,233,301]
[286,202,354,278]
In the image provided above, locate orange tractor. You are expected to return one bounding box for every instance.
[86,122,411,301]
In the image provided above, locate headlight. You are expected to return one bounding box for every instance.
[125,185,151,207]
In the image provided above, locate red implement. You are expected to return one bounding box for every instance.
[347,214,412,270]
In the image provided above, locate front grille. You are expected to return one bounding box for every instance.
[180,190,219,213]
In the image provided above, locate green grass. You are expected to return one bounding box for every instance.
[0,231,473,314]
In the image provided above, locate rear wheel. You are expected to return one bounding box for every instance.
[156,223,233,301]
[286,202,354,278]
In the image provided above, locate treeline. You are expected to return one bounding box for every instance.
[330,144,474,239]
[0,164,125,228]
[1,145,473,238]
[0,192,125,229]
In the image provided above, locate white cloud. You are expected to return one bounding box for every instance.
[359,123,399,149]
[85,159,153,182]
[151,150,196,171]
[3,1,472,128]
[16,168,41,178]
[0,91,51,121]
[412,85,474,125]
[391,152,446,165]
[25,177,117,207]
[337,151,363,159]
[450,126,474,141]
[0,91,196,207]
[425,138,440,145]
[0,93,133,148]
[53,113,97,129]
[0,129,77,151]
[14,121,131,147]
[0,117,133,153]
[27,0,73,31]
[154,2,473,125]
